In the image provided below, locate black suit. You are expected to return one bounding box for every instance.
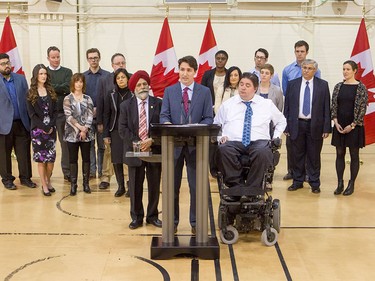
[118,95,162,222]
[284,77,331,188]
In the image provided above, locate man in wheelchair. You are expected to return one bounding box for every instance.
[214,72,286,201]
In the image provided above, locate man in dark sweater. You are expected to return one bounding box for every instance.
[46,46,73,182]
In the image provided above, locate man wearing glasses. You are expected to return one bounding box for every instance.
[83,48,109,180]
[281,40,322,181]
[249,48,280,87]
[96,53,131,196]
[283,59,330,194]
[0,53,36,190]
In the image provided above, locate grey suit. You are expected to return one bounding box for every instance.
[160,82,213,227]
[0,73,32,184]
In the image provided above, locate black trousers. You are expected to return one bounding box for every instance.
[0,120,32,183]
[128,161,161,222]
[67,141,91,164]
[291,120,323,188]
[217,140,273,190]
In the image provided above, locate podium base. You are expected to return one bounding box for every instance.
[151,236,220,260]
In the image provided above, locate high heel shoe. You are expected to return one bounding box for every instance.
[48,186,56,193]
[42,187,51,197]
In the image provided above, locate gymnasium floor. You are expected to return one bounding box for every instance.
[1,136,374,281]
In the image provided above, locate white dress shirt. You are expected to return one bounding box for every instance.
[214,94,286,142]
[299,77,314,119]
[137,96,149,129]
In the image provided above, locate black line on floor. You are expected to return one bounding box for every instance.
[191,258,199,281]
[4,255,64,281]
[228,245,240,281]
[209,183,223,281]
[133,256,170,281]
[275,242,292,281]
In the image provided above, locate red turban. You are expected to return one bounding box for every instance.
[128,70,150,92]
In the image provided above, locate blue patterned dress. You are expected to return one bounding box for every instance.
[31,96,57,162]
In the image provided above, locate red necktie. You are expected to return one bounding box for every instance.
[139,100,148,140]
[182,87,189,114]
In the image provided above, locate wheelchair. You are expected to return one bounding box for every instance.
[216,138,282,246]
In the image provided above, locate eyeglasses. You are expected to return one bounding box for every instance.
[113,61,126,66]
[87,57,99,61]
[0,61,11,67]
[255,56,266,60]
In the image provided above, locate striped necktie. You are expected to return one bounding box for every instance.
[139,100,148,141]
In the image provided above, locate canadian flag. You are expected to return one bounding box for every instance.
[0,16,24,75]
[150,17,179,98]
[195,18,218,84]
[350,18,375,145]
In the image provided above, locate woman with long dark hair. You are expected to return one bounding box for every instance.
[26,64,58,196]
[331,60,368,196]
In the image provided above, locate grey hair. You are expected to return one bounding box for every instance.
[301,59,318,70]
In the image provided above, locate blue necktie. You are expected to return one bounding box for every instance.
[242,101,253,147]
[302,81,310,116]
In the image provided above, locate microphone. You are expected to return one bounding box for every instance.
[187,100,191,124]
[180,100,184,124]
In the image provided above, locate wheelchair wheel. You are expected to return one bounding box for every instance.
[261,228,278,246]
[272,199,281,233]
[219,225,239,245]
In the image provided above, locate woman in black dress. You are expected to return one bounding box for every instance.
[103,68,132,197]
[331,60,368,196]
[26,64,57,196]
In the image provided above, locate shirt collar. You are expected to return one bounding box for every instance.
[48,65,61,71]
[181,82,194,92]
[137,96,149,105]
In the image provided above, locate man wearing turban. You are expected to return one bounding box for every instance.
[118,70,163,230]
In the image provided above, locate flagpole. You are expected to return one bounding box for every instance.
[209,4,211,19]
[7,2,10,16]
[166,6,169,18]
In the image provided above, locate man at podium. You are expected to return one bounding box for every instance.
[160,55,213,234]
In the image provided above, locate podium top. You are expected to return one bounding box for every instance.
[150,123,221,137]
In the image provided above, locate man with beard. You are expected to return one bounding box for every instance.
[118,70,162,230]
[0,53,36,190]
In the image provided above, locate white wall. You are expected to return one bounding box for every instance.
[1,0,375,92]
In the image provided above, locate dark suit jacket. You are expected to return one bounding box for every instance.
[284,77,331,141]
[103,88,132,138]
[160,82,213,125]
[118,95,162,167]
[201,67,226,104]
[96,72,114,125]
[0,73,30,134]
[26,94,57,132]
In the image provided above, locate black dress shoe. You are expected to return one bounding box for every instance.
[42,188,51,196]
[283,173,293,180]
[146,218,162,228]
[287,184,303,191]
[129,220,143,230]
[99,181,110,189]
[3,181,16,190]
[125,189,130,197]
[20,179,37,188]
[64,175,71,182]
[174,225,178,234]
[312,187,321,194]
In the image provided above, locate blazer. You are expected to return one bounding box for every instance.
[284,77,331,141]
[160,82,213,125]
[103,88,132,138]
[0,73,30,134]
[256,84,284,112]
[26,94,57,132]
[96,72,114,125]
[201,67,226,104]
[118,95,162,167]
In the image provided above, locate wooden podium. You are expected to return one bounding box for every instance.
[149,124,221,260]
